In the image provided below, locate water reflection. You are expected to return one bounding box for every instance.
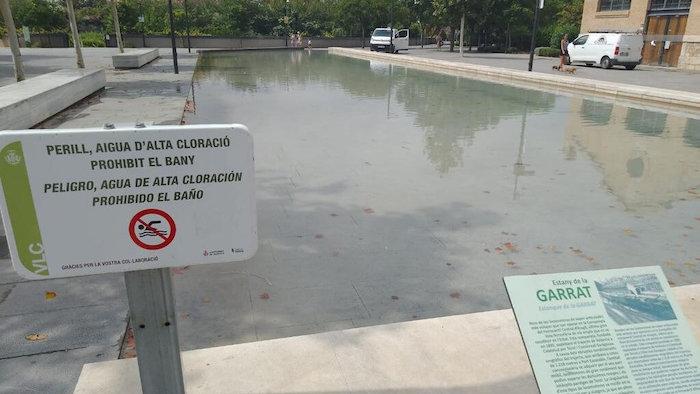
[188,50,699,210]
[580,99,613,126]
[625,108,667,136]
[685,118,700,148]
[565,97,700,210]
[195,51,555,174]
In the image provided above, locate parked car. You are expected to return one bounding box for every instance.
[567,33,643,70]
[370,28,409,53]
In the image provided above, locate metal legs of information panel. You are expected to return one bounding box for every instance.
[124,268,185,394]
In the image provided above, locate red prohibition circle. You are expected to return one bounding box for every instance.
[129,208,177,250]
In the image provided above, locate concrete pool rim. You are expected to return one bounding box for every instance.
[328,47,700,115]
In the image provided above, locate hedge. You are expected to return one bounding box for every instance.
[536,47,561,57]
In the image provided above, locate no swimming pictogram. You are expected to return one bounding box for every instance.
[129,208,176,250]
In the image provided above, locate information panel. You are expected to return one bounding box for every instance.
[0,124,256,279]
[505,266,700,394]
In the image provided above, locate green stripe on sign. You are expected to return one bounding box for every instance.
[0,141,47,276]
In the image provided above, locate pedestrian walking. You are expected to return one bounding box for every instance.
[558,33,569,71]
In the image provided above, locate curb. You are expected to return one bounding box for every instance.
[328,47,700,113]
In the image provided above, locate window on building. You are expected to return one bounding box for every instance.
[598,0,631,11]
[650,0,692,10]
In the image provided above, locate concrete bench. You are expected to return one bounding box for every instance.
[112,49,159,69]
[0,69,106,130]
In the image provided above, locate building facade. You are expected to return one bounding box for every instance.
[580,0,700,70]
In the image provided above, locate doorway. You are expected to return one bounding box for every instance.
[642,14,688,66]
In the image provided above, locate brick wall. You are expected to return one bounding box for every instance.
[580,0,648,33]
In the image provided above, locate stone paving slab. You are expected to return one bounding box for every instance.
[0,274,126,317]
[0,345,118,394]
[0,299,127,359]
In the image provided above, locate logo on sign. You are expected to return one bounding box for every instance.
[4,150,21,166]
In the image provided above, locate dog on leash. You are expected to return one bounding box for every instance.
[552,65,576,74]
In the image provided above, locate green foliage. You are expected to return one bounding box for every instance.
[5,0,66,32]
[80,31,105,46]
[2,0,584,50]
[536,46,560,57]
[547,0,583,48]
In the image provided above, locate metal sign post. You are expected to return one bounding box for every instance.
[183,0,192,53]
[125,268,185,394]
[527,0,544,72]
[167,0,179,74]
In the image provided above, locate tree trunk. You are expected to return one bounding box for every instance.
[111,0,124,53]
[0,0,25,81]
[361,22,365,48]
[459,12,465,55]
[420,25,424,48]
[449,26,455,52]
[65,0,84,68]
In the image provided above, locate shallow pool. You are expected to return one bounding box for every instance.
[183,50,699,338]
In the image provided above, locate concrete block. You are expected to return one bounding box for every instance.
[0,69,106,130]
[112,49,159,69]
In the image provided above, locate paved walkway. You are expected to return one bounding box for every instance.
[404,46,700,94]
[0,47,197,394]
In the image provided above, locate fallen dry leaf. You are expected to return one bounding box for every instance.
[172,266,190,275]
[363,208,375,214]
[503,242,519,253]
[449,292,461,299]
[25,333,48,342]
[44,291,57,300]
[391,295,399,301]
[259,292,270,300]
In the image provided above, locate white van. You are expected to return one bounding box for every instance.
[567,33,643,70]
[370,28,409,53]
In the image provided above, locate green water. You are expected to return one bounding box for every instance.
[185,50,700,303]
